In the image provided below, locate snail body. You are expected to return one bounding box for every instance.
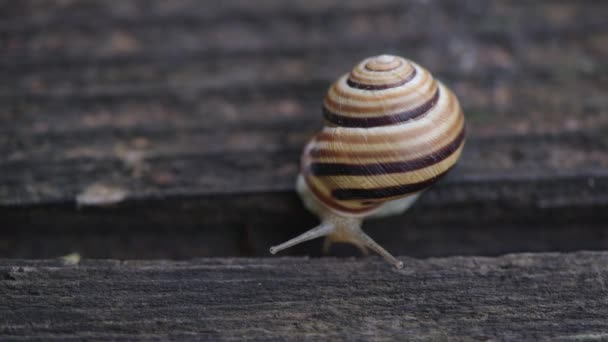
[270,55,465,268]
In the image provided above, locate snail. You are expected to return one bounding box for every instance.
[269,54,465,268]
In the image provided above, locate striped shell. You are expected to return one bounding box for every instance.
[301,55,465,217]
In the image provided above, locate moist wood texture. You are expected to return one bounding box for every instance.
[1,0,608,258]
[1,252,608,341]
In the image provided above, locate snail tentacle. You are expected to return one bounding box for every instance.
[271,212,403,269]
[347,227,404,269]
[269,221,334,255]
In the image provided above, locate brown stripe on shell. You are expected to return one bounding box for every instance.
[310,127,465,176]
[349,56,414,88]
[364,56,402,71]
[316,88,459,143]
[323,88,440,127]
[310,110,464,160]
[323,94,438,118]
[316,143,464,194]
[331,67,431,102]
[331,166,454,201]
[303,168,381,214]
[346,67,416,90]
[325,77,435,115]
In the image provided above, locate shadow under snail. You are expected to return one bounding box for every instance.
[269,54,466,268]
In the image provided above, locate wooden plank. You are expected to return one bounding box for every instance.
[1,252,608,340]
[2,0,607,205]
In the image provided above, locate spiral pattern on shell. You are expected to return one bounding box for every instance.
[301,55,466,216]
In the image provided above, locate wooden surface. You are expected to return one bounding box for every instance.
[1,252,608,340]
[2,0,608,259]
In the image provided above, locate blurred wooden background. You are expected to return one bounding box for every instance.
[1,1,608,263]
[2,1,608,340]
[2,0,607,260]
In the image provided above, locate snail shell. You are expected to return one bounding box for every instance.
[270,55,465,268]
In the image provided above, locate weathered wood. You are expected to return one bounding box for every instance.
[2,186,608,260]
[3,0,607,204]
[1,252,608,340]
[1,0,608,258]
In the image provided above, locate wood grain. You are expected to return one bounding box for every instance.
[1,252,608,340]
